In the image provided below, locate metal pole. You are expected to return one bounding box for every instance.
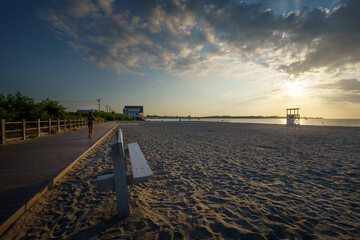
[57,119,60,132]
[49,119,51,134]
[97,99,101,111]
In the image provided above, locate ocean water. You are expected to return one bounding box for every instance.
[147,118,360,127]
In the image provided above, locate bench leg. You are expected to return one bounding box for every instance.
[111,142,130,218]
[123,147,129,171]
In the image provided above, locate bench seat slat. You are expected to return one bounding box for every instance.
[128,142,153,182]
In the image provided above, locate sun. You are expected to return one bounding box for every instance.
[282,80,305,97]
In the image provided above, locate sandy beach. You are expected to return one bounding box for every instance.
[1,121,359,239]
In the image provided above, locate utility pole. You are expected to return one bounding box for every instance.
[97,99,101,112]
[105,105,110,112]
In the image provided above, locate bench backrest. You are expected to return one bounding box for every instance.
[116,128,125,159]
[111,128,130,218]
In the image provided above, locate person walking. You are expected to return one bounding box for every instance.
[87,111,97,139]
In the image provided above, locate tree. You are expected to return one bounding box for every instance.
[0,92,66,121]
[0,92,37,120]
[39,98,66,119]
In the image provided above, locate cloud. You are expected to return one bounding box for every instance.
[41,0,360,76]
[277,1,360,75]
[311,78,360,104]
[55,0,98,18]
[323,94,360,104]
[313,79,360,93]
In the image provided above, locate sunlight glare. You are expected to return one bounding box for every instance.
[282,80,304,97]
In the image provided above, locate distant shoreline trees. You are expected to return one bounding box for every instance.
[0,92,131,121]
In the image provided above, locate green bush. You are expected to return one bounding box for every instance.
[51,128,57,134]
[76,111,133,121]
[29,130,38,139]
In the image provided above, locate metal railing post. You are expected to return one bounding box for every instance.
[64,119,66,132]
[22,119,26,140]
[57,119,60,132]
[49,119,51,134]
[1,119,5,144]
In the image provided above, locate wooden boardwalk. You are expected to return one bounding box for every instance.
[0,121,118,231]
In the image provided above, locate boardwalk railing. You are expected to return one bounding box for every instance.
[0,118,104,144]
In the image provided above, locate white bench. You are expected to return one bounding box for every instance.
[96,128,153,218]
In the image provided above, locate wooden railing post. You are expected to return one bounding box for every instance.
[49,119,51,134]
[22,119,26,140]
[37,119,41,137]
[57,119,60,132]
[1,119,5,144]
[64,119,66,132]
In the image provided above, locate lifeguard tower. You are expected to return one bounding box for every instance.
[286,108,300,125]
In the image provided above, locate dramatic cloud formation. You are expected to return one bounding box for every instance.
[41,0,360,77]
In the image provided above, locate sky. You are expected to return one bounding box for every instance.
[1,0,360,118]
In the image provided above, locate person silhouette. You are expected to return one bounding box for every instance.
[87,111,97,139]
